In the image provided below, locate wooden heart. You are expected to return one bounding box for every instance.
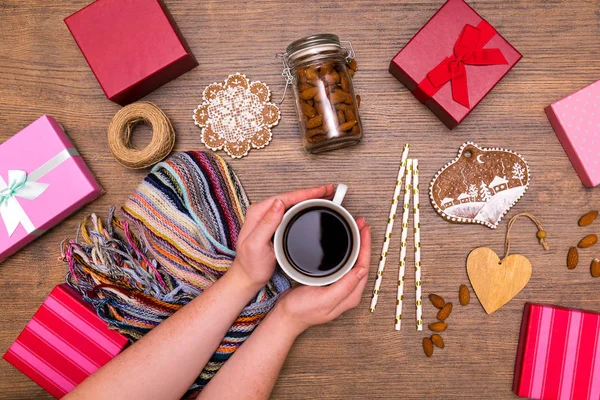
[429,143,530,229]
[467,247,532,314]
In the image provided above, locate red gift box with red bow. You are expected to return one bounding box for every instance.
[65,0,198,105]
[513,303,600,400]
[3,285,129,398]
[389,0,522,129]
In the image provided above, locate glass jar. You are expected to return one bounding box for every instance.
[282,34,363,154]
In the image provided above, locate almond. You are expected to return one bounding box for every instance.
[300,87,319,100]
[578,234,598,249]
[431,334,445,349]
[337,120,357,132]
[429,321,447,332]
[300,102,316,118]
[298,83,312,92]
[429,294,445,309]
[324,70,340,85]
[347,58,358,72]
[437,303,453,321]
[306,115,323,129]
[340,74,350,92]
[304,67,319,80]
[459,284,470,306]
[423,337,434,357]
[591,259,600,278]
[567,247,579,270]
[306,128,325,139]
[578,211,598,227]
[329,89,347,104]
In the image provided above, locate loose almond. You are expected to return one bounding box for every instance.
[431,334,445,349]
[423,337,434,357]
[591,259,600,278]
[459,284,470,306]
[429,294,445,309]
[437,303,453,321]
[567,247,579,270]
[429,321,448,332]
[578,234,598,249]
[578,211,598,227]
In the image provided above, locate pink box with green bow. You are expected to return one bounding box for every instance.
[0,116,102,262]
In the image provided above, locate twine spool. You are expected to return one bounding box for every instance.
[108,102,176,169]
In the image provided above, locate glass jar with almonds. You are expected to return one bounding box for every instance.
[282,34,363,153]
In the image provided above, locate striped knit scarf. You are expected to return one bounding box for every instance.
[63,151,290,397]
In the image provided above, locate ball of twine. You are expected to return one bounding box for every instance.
[108,102,176,169]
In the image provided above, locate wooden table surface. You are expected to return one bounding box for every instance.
[1,0,600,398]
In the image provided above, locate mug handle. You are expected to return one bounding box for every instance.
[332,184,347,205]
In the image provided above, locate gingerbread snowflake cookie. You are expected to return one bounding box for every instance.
[429,143,530,229]
[193,73,280,158]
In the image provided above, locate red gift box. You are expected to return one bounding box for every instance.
[389,0,522,129]
[513,303,600,400]
[65,0,198,105]
[3,284,129,398]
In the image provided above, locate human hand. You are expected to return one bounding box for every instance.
[273,217,372,335]
[229,184,336,291]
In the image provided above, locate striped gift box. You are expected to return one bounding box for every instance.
[3,284,129,398]
[514,303,600,400]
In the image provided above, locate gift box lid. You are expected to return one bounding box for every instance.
[3,284,129,398]
[513,303,600,400]
[545,80,600,188]
[0,115,102,263]
[389,0,522,129]
[65,0,198,105]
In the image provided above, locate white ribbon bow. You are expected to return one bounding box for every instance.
[0,170,49,236]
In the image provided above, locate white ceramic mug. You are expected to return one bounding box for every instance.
[274,184,361,286]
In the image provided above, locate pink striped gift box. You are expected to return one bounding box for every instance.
[3,284,129,398]
[513,303,600,400]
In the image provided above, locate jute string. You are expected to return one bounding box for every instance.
[108,102,175,169]
[502,212,550,261]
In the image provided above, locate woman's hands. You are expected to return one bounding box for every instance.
[229,184,335,291]
[229,183,372,335]
[273,217,372,335]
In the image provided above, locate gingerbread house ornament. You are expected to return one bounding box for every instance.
[429,143,530,229]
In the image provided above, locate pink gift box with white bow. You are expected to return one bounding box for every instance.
[0,115,102,262]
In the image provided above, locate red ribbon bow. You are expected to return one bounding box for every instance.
[414,20,508,109]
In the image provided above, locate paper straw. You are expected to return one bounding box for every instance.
[395,159,413,331]
[413,159,422,331]
[370,144,410,313]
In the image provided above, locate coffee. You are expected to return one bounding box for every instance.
[283,206,352,277]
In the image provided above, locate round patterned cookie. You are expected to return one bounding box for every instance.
[193,73,280,158]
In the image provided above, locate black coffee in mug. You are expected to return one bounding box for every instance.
[283,206,353,277]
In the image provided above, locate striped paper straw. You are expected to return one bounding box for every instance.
[395,159,413,331]
[370,144,410,313]
[413,159,423,331]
